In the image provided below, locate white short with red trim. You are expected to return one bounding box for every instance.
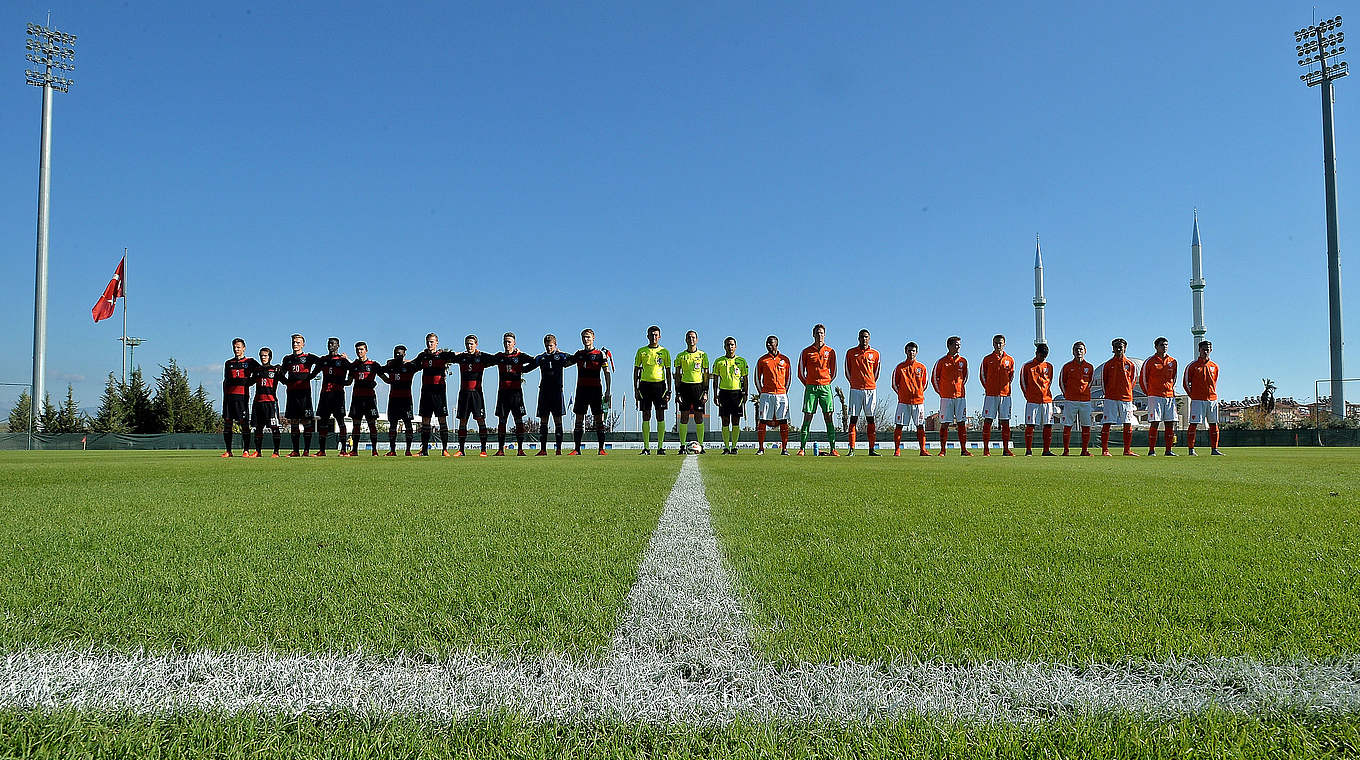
[1189,400,1219,425]
[1024,402,1054,426]
[1147,396,1178,423]
[1103,400,1135,425]
[1063,400,1094,427]
[757,393,789,421]
[981,395,1012,421]
[939,397,967,424]
[848,388,876,417]
[895,403,925,430]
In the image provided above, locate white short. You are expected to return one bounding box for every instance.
[849,388,877,417]
[1188,400,1219,425]
[981,395,1012,421]
[1063,400,1094,427]
[757,393,789,421]
[1103,400,1135,426]
[1147,396,1178,423]
[895,402,925,430]
[1024,402,1054,426]
[939,397,967,424]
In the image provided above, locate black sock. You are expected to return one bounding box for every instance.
[304,431,313,452]
[337,422,347,450]
[596,425,605,451]
[369,422,379,452]
[318,426,328,453]
[291,430,300,453]
[224,429,233,452]
[458,429,467,453]
[254,430,263,453]
[440,427,449,450]
[388,429,396,453]
[479,425,488,452]
[271,430,279,454]
[515,418,524,451]
[555,420,563,452]
[574,424,584,452]
[539,420,548,449]
[405,427,413,453]
[498,423,506,451]
[421,426,431,451]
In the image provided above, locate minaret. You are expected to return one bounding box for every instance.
[1033,234,1047,346]
[1190,212,1207,352]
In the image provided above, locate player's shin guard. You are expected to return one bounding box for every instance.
[1209,423,1220,450]
[1187,424,1197,451]
[1042,425,1052,453]
[1122,423,1134,454]
[866,421,876,452]
[999,421,1011,453]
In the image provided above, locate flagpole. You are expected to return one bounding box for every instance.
[121,247,127,386]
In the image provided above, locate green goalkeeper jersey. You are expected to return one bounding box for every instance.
[674,350,709,384]
[634,345,671,383]
[712,355,748,391]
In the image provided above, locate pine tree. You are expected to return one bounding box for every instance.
[194,384,222,433]
[38,393,59,432]
[91,374,129,433]
[6,390,32,433]
[153,359,197,433]
[54,384,86,434]
[122,368,159,433]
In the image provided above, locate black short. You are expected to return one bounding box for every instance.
[537,388,565,418]
[387,397,414,423]
[456,388,485,419]
[349,396,379,421]
[223,394,250,422]
[251,400,279,427]
[637,381,667,418]
[285,390,314,422]
[677,382,706,415]
[717,389,745,418]
[316,391,347,420]
[574,386,603,417]
[419,386,449,418]
[495,388,526,419]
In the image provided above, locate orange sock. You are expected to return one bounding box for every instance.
[1081,426,1091,452]
[1148,426,1158,452]
[1187,425,1197,450]
[1164,422,1174,452]
[981,419,992,452]
[1000,421,1011,453]
[1209,424,1219,450]
[1101,424,1111,453]
[957,423,968,449]
[1123,424,1133,454]
[893,427,902,450]
[848,425,857,451]
[939,426,950,451]
[866,422,876,451]
[1062,425,1072,454]
[917,428,927,452]
[780,424,789,448]
[757,421,766,449]
[1024,426,1034,453]
[1042,425,1052,453]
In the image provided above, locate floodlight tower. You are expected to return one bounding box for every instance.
[1296,16,1348,419]
[1032,235,1046,347]
[24,21,76,433]
[1190,212,1207,352]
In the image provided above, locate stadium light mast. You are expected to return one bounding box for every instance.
[1032,235,1046,347]
[1190,211,1207,352]
[24,20,76,435]
[1296,16,1348,419]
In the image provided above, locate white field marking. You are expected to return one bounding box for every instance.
[3,455,1360,723]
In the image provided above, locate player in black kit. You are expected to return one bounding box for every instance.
[570,328,613,455]
[222,337,257,457]
[491,332,537,456]
[452,335,495,457]
[531,334,574,455]
[279,333,321,456]
[250,347,283,457]
[347,341,383,456]
[411,332,459,456]
[380,344,417,456]
[314,337,351,457]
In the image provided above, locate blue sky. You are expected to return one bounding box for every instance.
[1,0,1354,417]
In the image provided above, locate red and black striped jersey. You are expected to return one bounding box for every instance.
[413,350,458,388]
[451,351,494,391]
[278,352,320,391]
[573,349,610,389]
[223,357,259,396]
[317,354,352,394]
[382,359,417,399]
[492,351,537,389]
[349,359,383,398]
[253,363,282,403]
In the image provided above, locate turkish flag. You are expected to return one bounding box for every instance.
[91,256,125,323]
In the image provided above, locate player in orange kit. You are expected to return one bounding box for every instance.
[1059,341,1095,456]
[1019,343,1056,456]
[1100,338,1139,456]
[1139,337,1179,456]
[979,334,1015,456]
[1182,340,1224,456]
[755,335,793,455]
[844,329,882,456]
[931,336,970,456]
[797,324,838,456]
[891,342,931,456]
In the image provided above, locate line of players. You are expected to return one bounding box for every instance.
[220,324,1224,458]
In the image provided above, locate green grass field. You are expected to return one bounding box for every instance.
[0,451,676,656]
[703,448,1360,663]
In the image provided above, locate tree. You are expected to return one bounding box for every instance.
[38,393,59,433]
[122,367,158,433]
[91,373,129,433]
[7,390,32,434]
[52,384,86,433]
[194,384,222,433]
[153,359,199,433]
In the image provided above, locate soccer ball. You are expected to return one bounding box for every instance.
[686,440,702,454]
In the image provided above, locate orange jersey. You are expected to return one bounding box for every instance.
[1182,357,1219,401]
[1060,360,1094,402]
[1103,357,1138,402]
[1019,359,1054,403]
[799,344,836,386]
[844,346,881,390]
[756,353,792,394]
[980,352,1015,397]
[892,360,929,404]
[1138,354,1178,398]
[932,354,968,399]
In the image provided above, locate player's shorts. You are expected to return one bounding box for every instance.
[1024,401,1055,426]
[1064,400,1093,427]
[251,400,279,427]
[316,391,347,420]
[758,392,789,421]
[284,390,314,422]
[349,396,379,421]
[538,388,566,418]
[223,394,250,422]
[1102,399,1135,425]
[1146,396,1178,423]
[495,388,526,418]
[848,388,876,417]
[453,388,482,419]
[1188,399,1219,425]
[981,395,1012,421]
[637,381,667,418]
[717,389,744,418]
[939,396,967,424]
[895,402,925,430]
[573,386,603,417]
[677,382,706,415]
[803,384,833,415]
[420,386,450,418]
[387,396,414,423]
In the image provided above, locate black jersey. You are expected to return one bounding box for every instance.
[492,351,537,390]
[534,351,574,390]
[573,348,610,389]
[224,357,259,398]
[253,363,283,402]
[412,350,457,388]
[317,354,352,394]
[383,359,417,399]
[349,359,383,398]
[452,351,494,392]
[278,352,320,391]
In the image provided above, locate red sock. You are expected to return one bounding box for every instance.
[1148,426,1158,452]
[780,424,789,448]
[848,425,857,451]
[1123,424,1133,454]
[917,428,927,452]
[1081,426,1091,452]
[957,423,968,448]
[981,419,993,452]
[1164,423,1174,452]
[1062,425,1072,454]
[1024,426,1034,453]
[1187,425,1197,450]
[757,421,766,449]
[893,427,902,450]
[1101,425,1111,453]
[1042,425,1052,453]
[866,422,876,450]
[939,426,950,451]
[1209,424,1219,450]
[1000,421,1011,452]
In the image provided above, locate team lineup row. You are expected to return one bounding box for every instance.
[218,325,1225,459]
